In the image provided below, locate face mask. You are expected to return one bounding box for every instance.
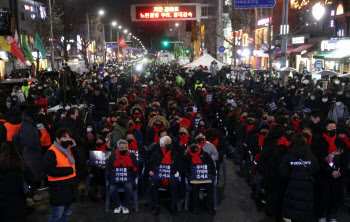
[296,80,300,83]
[31,84,35,88]
[279,84,284,87]
[262,117,267,120]
[65,106,70,111]
[322,98,328,103]
[179,132,187,137]
[335,80,340,84]
[197,138,205,143]
[86,128,92,132]
[337,92,342,95]
[96,143,103,147]
[44,85,48,87]
[127,139,134,143]
[38,87,42,89]
[291,86,295,89]
[310,96,315,101]
[346,94,350,98]
[155,123,163,129]
[135,121,141,125]
[119,150,128,155]
[336,101,341,106]
[60,140,71,149]
[328,129,336,138]
[190,145,198,153]
[292,116,299,121]
[165,144,172,151]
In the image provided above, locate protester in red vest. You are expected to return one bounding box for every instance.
[106,139,139,215]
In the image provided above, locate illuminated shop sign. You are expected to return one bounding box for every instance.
[131,4,200,21]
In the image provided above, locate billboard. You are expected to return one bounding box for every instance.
[131,3,201,21]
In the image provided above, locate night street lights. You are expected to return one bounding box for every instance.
[124,29,128,34]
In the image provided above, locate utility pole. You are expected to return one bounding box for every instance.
[86,13,90,65]
[102,24,106,66]
[48,0,55,70]
[268,8,273,75]
[280,0,289,67]
[216,0,223,62]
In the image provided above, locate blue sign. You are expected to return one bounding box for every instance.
[109,167,133,183]
[89,151,111,166]
[315,60,323,70]
[153,164,175,180]
[107,45,118,48]
[190,164,212,181]
[235,0,276,9]
[219,46,225,52]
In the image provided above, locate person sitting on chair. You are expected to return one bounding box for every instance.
[106,139,139,214]
[184,137,216,215]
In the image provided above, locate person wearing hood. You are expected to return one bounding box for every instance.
[11,86,25,103]
[20,105,45,184]
[88,87,109,131]
[328,96,349,123]
[44,127,78,222]
[111,115,130,151]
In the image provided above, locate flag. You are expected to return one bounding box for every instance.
[34,32,46,58]
[21,32,34,63]
[0,36,11,52]
[6,36,25,64]
[14,30,19,43]
[117,36,127,49]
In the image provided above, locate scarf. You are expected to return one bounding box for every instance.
[246,124,254,132]
[209,137,219,150]
[153,124,164,143]
[135,123,143,130]
[323,133,337,155]
[133,113,143,118]
[188,112,196,121]
[277,137,290,148]
[129,123,136,131]
[161,147,172,186]
[291,119,301,132]
[95,143,106,152]
[128,140,139,151]
[198,140,207,148]
[258,134,265,147]
[240,116,246,123]
[113,150,137,171]
[188,148,202,164]
[339,136,350,149]
[308,135,312,146]
[179,133,190,145]
[54,141,75,165]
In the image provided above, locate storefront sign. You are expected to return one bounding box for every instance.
[258,18,269,26]
[292,36,305,44]
[321,40,338,51]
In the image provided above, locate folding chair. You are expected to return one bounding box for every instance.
[184,176,218,210]
[105,178,139,212]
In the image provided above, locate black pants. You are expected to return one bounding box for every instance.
[149,179,179,209]
[191,183,214,210]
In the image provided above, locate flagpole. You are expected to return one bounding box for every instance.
[48,0,55,71]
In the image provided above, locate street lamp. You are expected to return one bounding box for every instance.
[118,26,122,29]
[99,10,104,15]
[124,29,128,33]
[175,23,179,27]
[312,3,325,21]
[86,9,105,65]
[111,21,117,26]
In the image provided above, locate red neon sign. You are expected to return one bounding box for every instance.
[135,5,196,20]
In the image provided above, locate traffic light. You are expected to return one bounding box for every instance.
[185,49,190,54]
[0,9,12,36]
[163,41,169,46]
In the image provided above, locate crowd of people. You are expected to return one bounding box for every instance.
[0,61,349,222]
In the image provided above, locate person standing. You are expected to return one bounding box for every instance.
[0,141,32,222]
[44,128,78,222]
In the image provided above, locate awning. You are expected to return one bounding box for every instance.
[290,44,314,55]
[275,47,296,57]
[313,52,332,59]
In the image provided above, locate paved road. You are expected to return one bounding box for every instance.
[27,160,350,222]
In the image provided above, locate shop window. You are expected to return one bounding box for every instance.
[331,10,335,16]
[331,20,334,27]
[336,4,344,15]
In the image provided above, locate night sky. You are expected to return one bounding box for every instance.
[81,0,179,52]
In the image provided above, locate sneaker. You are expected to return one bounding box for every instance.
[319,218,326,222]
[37,186,49,191]
[199,191,204,200]
[330,219,337,222]
[122,207,129,214]
[26,198,34,206]
[114,206,122,214]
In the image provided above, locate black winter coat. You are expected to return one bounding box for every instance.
[21,116,44,182]
[44,149,78,206]
[106,151,139,179]
[257,138,288,217]
[0,162,32,222]
[183,149,216,179]
[279,150,319,221]
[52,117,82,145]
[146,147,184,176]
[87,94,109,121]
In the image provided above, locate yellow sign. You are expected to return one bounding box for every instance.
[0,36,11,53]
[242,34,249,46]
